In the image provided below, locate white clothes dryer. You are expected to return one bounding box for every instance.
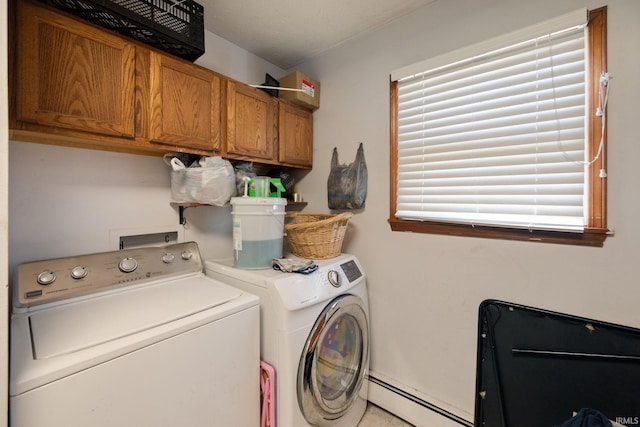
[205,254,369,427]
[10,242,260,427]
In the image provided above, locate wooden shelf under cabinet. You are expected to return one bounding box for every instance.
[171,201,307,224]
[171,201,307,210]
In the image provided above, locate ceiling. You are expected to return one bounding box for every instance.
[200,0,438,70]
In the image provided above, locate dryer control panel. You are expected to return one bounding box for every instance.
[340,260,362,282]
[271,254,366,311]
[14,242,202,310]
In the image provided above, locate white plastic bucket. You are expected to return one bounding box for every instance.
[231,197,287,269]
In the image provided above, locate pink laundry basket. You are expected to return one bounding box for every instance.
[260,361,276,427]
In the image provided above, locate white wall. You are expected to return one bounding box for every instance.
[294,0,640,420]
[196,30,286,84]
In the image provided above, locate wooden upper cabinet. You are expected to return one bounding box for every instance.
[279,101,313,168]
[225,80,278,162]
[148,52,222,152]
[15,1,135,138]
[10,1,314,166]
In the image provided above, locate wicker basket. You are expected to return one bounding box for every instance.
[284,212,353,259]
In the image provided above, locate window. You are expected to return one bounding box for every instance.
[389,8,608,247]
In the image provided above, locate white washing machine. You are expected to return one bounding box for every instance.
[205,254,369,427]
[10,242,260,427]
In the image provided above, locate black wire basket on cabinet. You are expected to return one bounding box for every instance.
[38,0,205,61]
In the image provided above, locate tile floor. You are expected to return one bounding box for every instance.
[358,403,415,426]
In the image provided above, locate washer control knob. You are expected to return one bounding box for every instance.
[37,271,56,286]
[181,250,193,261]
[327,270,342,288]
[162,252,175,264]
[70,266,88,280]
[118,257,138,273]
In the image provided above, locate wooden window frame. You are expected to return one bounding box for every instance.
[389,8,609,247]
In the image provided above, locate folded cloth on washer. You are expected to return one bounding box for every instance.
[273,258,318,274]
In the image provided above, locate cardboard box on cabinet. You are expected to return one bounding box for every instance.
[278,71,320,110]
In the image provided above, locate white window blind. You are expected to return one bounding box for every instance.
[394,13,589,232]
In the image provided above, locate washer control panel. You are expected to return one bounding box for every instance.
[14,242,202,310]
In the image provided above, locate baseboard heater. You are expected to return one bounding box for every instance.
[368,374,472,427]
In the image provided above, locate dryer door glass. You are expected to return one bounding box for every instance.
[298,294,369,425]
[317,314,361,400]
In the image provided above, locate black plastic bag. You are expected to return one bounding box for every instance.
[327,143,367,210]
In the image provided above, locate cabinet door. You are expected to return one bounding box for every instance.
[225,81,278,162]
[148,52,221,152]
[16,1,135,138]
[278,101,313,168]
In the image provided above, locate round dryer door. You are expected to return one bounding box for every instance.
[297,294,369,425]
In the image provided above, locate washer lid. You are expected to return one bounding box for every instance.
[29,274,242,359]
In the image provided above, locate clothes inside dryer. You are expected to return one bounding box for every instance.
[317,314,362,397]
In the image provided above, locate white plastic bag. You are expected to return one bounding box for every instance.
[166,155,236,206]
